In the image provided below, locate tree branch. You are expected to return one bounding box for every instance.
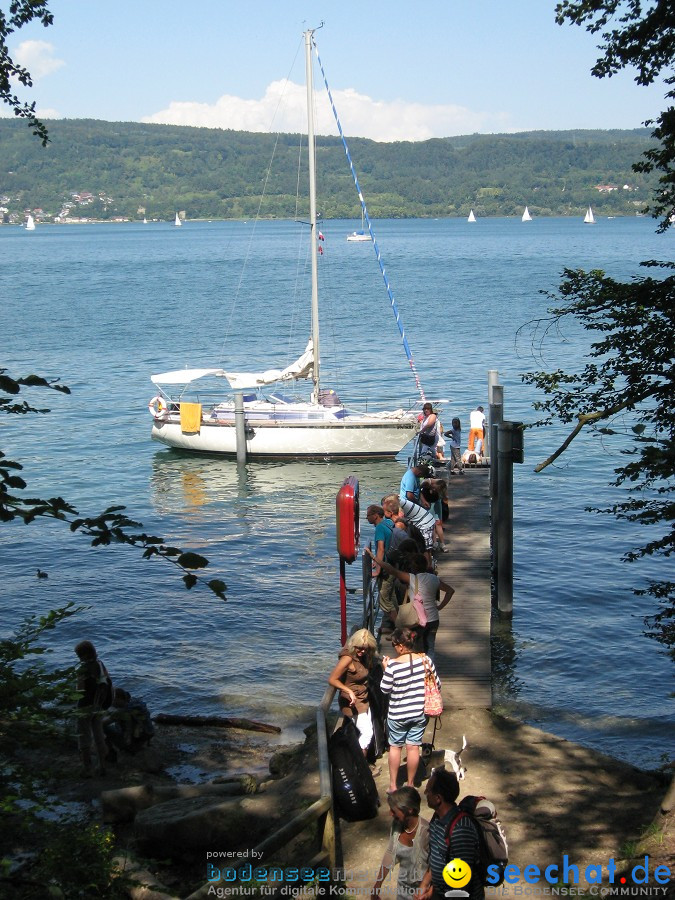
[534,398,636,472]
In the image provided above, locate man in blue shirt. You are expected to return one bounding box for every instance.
[366,504,393,577]
[399,460,431,503]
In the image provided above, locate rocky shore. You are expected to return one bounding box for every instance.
[15,708,674,899]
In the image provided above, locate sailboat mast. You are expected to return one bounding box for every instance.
[305,29,320,404]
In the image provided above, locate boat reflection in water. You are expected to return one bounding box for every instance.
[150,450,410,522]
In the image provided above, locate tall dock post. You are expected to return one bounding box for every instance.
[234,392,247,464]
[486,370,500,459]
[495,420,524,615]
[489,384,504,590]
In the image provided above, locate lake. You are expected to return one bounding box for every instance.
[1,215,672,768]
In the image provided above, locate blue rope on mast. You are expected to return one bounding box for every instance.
[312,38,426,403]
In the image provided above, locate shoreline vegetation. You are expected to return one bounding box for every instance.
[0,210,654,226]
[0,119,658,226]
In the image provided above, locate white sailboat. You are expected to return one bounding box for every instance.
[347,209,372,242]
[148,30,419,458]
[467,209,476,223]
[521,206,532,222]
[25,214,36,231]
[174,212,182,227]
[584,206,596,224]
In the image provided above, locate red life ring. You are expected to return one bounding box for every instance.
[148,396,169,419]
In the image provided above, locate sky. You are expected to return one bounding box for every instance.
[4,0,668,142]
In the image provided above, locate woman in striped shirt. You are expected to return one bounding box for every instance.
[380,627,441,794]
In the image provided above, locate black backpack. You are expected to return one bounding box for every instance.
[94,660,113,710]
[447,795,508,886]
[328,718,379,822]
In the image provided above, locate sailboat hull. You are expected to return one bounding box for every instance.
[151,415,417,457]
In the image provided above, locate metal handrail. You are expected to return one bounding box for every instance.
[185,685,338,900]
[186,562,380,899]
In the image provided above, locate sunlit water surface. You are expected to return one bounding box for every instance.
[1,216,673,767]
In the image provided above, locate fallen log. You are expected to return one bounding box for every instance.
[153,713,281,734]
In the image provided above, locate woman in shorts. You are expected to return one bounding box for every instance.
[379,627,441,794]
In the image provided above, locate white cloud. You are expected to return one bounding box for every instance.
[35,107,62,119]
[143,80,512,141]
[13,40,65,79]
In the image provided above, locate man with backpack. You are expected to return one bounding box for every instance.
[418,767,484,900]
[74,640,112,777]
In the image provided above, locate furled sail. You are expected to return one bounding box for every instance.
[225,340,314,390]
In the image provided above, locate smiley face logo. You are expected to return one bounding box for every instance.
[443,858,472,889]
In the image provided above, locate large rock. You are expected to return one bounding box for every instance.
[134,788,288,858]
[102,776,259,823]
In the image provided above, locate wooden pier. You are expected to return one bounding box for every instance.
[434,465,492,708]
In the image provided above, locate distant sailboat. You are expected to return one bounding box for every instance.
[174,213,182,227]
[522,206,532,222]
[584,206,595,224]
[347,209,372,242]
[143,217,148,224]
[25,214,36,231]
[467,209,476,223]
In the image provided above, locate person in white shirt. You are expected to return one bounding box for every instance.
[468,406,486,455]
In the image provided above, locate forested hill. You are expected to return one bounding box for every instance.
[0,118,657,222]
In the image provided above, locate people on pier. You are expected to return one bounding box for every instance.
[417,403,439,461]
[379,627,441,793]
[418,768,483,900]
[397,496,438,567]
[366,549,454,663]
[468,405,486,456]
[435,417,447,462]
[382,496,411,556]
[399,460,431,504]
[367,504,394,578]
[420,481,446,553]
[103,688,154,762]
[372,786,430,900]
[328,629,379,759]
[446,417,464,474]
[74,640,111,777]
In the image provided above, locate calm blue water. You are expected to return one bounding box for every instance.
[1,216,673,768]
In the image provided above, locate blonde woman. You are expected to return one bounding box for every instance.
[328,628,379,758]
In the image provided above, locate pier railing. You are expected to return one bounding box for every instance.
[187,551,380,898]
[185,687,338,900]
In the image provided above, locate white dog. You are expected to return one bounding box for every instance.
[444,735,467,780]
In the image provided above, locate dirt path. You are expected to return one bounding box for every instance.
[339,707,674,892]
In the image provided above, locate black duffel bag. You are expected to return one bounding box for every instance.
[328,718,380,821]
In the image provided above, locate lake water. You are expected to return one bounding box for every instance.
[1,215,672,769]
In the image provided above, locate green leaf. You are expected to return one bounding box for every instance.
[177,551,208,570]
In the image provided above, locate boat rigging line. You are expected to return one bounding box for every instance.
[311,32,426,403]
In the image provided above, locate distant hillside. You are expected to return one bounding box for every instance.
[0,119,657,222]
